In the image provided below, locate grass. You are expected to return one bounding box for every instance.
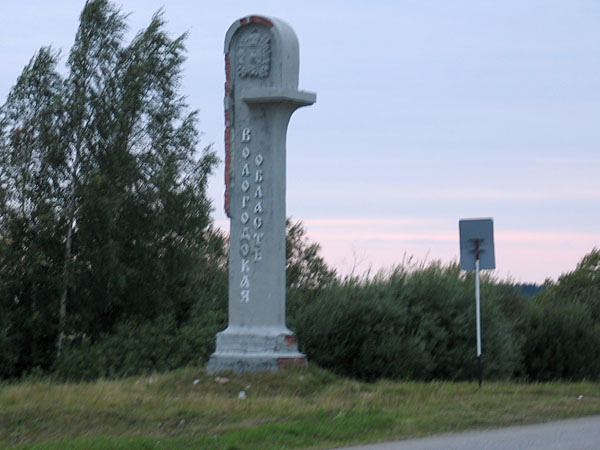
[1,366,600,449]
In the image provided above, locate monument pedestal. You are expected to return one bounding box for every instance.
[207,327,306,373]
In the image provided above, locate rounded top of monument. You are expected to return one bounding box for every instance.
[224,15,298,54]
[224,15,302,90]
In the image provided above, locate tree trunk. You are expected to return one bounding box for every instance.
[56,215,74,359]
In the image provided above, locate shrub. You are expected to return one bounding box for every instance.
[285,219,336,328]
[296,262,521,381]
[400,263,521,380]
[53,310,225,381]
[295,277,431,381]
[516,249,600,381]
[517,300,600,381]
[538,249,600,321]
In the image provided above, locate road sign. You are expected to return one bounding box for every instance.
[459,218,495,271]
[459,218,496,388]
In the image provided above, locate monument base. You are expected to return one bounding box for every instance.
[206,327,307,373]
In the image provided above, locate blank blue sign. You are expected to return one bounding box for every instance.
[459,218,495,271]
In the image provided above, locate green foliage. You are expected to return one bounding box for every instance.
[517,301,600,381]
[295,276,427,381]
[0,46,65,378]
[0,0,222,379]
[285,219,336,326]
[286,219,336,292]
[296,262,523,381]
[516,249,600,381]
[53,310,225,381]
[538,248,600,321]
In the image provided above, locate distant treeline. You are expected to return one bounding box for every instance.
[515,284,545,298]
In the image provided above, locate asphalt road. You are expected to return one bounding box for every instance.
[335,415,600,450]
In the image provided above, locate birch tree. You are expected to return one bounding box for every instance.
[0,0,218,376]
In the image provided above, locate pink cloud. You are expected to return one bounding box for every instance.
[301,219,599,282]
[214,216,599,282]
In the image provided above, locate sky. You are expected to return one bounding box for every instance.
[1,1,599,283]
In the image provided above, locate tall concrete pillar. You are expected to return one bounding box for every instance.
[207,15,315,373]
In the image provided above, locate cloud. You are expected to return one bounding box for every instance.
[497,231,600,245]
[217,216,600,247]
[307,223,598,283]
[302,217,445,227]
[301,217,595,239]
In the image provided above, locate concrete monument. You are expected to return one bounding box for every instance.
[207,15,315,373]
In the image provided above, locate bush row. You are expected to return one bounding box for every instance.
[295,263,521,381]
[15,249,600,383]
[295,251,600,382]
[52,310,225,381]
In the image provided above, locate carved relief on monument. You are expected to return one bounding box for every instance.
[237,29,271,78]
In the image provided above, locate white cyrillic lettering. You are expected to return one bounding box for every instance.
[241,163,250,176]
[253,216,263,229]
[253,232,264,245]
[241,227,250,240]
[240,274,250,288]
[241,289,250,303]
[241,258,250,273]
[242,195,250,208]
[254,201,263,214]
[241,212,249,224]
[241,180,250,192]
[242,146,250,158]
[255,170,263,183]
[240,243,250,256]
[241,128,251,142]
[255,154,264,166]
[254,185,263,198]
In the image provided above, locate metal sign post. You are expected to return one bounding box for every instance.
[459,218,495,388]
[474,239,482,388]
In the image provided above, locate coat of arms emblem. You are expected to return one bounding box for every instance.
[237,29,271,78]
